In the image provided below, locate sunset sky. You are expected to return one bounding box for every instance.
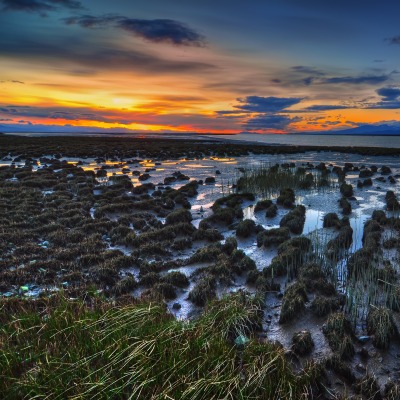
[1,0,400,134]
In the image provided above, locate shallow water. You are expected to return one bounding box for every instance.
[2,149,400,319]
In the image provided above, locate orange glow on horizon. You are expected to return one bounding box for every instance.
[2,64,400,134]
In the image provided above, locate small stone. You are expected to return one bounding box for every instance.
[172,302,181,310]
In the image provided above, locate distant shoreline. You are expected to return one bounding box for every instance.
[2,133,400,156]
[2,131,400,136]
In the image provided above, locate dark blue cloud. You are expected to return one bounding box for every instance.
[217,95,303,132]
[64,15,206,46]
[376,86,400,101]
[387,36,400,45]
[353,86,400,109]
[0,0,82,15]
[63,14,117,28]
[322,75,389,85]
[215,110,243,116]
[289,66,391,87]
[369,101,400,109]
[303,105,351,111]
[244,114,300,131]
[303,77,314,86]
[235,96,303,113]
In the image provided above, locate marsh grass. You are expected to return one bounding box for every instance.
[311,212,400,336]
[0,293,319,399]
[237,163,333,198]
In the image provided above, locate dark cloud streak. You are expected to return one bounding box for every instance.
[291,66,325,76]
[303,105,351,111]
[235,96,303,113]
[387,36,400,45]
[322,75,389,85]
[0,37,215,74]
[0,0,83,15]
[64,14,206,46]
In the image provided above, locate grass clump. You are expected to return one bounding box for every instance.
[322,313,355,360]
[311,296,340,317]
[279,205,306,234]
[340,182,353,198]
[254,199,273,212]
[326,225,353,260]
[339,197,352,215]
[163,271,189,288]
[359,168,374,178]
[256,227,290,248]
[265,236,312,278]
[113,275,138,295]
[151,282,177,300]
[165,208,192,225]
[367,306,398,349]
[200,206,240,227]
[386,190,400,211]
[265,204,278,218]
[277,188,295,208]
[236,218,257,238]
[292,330,314,356]
[192,227,223,242]
[222,236,238,255]
[188,245,222,264]
[279,282,308,324]
[188,274,216,306]
[323,212,341,229]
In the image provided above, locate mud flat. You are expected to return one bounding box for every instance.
[1,136,400,399]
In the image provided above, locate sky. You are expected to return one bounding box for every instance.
[1,0,400,135]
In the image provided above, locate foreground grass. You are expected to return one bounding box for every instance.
[0,293,320,399]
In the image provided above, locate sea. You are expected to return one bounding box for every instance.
[210,133,400,148]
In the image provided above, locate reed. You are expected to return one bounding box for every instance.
[237,163,333,198]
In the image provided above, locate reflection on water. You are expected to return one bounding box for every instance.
[349,213,369,252]
[303,209,324,234]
